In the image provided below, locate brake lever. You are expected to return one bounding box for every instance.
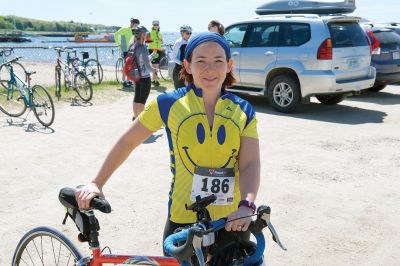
[260,212,287,251]
[193,234,205,266]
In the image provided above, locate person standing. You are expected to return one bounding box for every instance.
[172,25,192,89]
[114,18,140,87]
[208,20,225,35]
[76,32,260,258]
[147,20,163,87]
[130,26,153,120]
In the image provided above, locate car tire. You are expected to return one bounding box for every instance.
[267,74,301,113]
[316,94,346,105]
[368,84,386,92]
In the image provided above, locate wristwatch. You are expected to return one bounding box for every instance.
[238,200,256,214]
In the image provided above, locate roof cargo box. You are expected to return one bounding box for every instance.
[255,0,356,15]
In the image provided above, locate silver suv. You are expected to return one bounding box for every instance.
[224,14,376,112]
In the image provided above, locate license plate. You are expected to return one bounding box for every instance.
[347,58,360,69]
[393,51,400,60]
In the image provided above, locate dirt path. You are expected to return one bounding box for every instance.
[1,85,400,265]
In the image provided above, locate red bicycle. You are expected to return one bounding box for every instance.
[12,188,286,266]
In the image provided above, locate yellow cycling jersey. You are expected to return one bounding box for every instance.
[138,84,258,223]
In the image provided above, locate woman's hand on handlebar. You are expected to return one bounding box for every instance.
[75,182,103,210]
[225,206,253,232]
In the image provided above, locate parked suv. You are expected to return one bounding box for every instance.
[224,14,376,112]
[362,25,400,91]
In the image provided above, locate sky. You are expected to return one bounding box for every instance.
[0,0,399,32]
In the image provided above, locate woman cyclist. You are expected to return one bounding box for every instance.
[75,32,260,259]
[172,25,192,89]
[130,26,153,120]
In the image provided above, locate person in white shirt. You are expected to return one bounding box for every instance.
[172,25,192,89]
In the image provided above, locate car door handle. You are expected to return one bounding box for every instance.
[264,51,275,56]
[232,52,240,56]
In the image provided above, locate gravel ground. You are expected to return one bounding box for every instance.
[0,84,399,265]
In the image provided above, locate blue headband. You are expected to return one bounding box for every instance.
[184,32,231,60]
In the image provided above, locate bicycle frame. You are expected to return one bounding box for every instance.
[80,249,179,266]
[55,50,75,86]
[76,210,180,266]
[6,66,32,107]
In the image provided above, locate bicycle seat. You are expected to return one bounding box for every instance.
[59,187,112,213]
[25,71,36,76]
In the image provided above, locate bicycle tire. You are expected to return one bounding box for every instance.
[31,85,55,127]
[0,61,27,89]
[55,67,62,100]
[158,56,170,81]
[74,72,93,102]
[0,81,27,117]
[85,59,103,84]
[115,57,124,84]
[12,226,83,266]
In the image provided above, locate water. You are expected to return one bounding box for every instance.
[0,32,181,66]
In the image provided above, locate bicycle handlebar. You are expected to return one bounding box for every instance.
[58,187,112,213]
[164,205,286,266]
[0,56,22,68]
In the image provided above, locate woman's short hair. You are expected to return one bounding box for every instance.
[208,20,225,35]
[179,46,236,88]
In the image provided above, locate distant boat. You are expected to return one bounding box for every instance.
[0,33,31,43]
[255,0,356,15]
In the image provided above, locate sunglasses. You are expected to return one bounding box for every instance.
[184,32,192,35]
[153,24,159,26]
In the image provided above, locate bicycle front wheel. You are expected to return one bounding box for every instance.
[115,57,124,84]
[32,85,55,127]
[0,61,27,89]
[0,82,27,117]
[85,59,103,84]
[12,226,83,266]
[74,72,93,102]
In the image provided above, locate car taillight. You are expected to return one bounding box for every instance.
[317,38,332,60]
[366,30,381,55]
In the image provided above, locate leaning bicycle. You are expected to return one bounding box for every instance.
[54,47,93,102]
[0,57,55,127]
[112,48,125,84]
[154,44,173,81]
[12,188,285,265]
[75,51,104,85]
[0,48,27,89]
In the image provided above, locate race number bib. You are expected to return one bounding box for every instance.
[190,166,235,205]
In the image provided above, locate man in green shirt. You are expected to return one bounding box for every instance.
[114,18,140,87]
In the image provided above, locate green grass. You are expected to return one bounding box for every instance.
[46,79,174,106]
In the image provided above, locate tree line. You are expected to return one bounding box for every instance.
[0,15,119,32]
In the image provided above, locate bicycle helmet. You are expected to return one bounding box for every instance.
[152,20,160,25]
[180,25,192,33]
[132,26,147,37]
[130,18,140,25]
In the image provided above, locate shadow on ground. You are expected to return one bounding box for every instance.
[346,89,400,106]
[235,93,387,125]
[0,115,55,134]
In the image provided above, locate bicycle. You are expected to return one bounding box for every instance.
[54,47,93,102]
[154,44,173,81]
[12,188,286,265]
[0,57,55,127]
[112,48,125,84]
[75,51,104,85]
[0,48,27,89]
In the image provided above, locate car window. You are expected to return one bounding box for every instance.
[329,22,368,48]
[276,23,311,46]
[224,24,248,48]
[246,23,277,47]
[373,30,400,45]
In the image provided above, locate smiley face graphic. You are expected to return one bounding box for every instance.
[176,114,240,175]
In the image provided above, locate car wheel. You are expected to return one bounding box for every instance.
[267,74,301,113]
[316,94,345,105]
[368,84,386,92]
